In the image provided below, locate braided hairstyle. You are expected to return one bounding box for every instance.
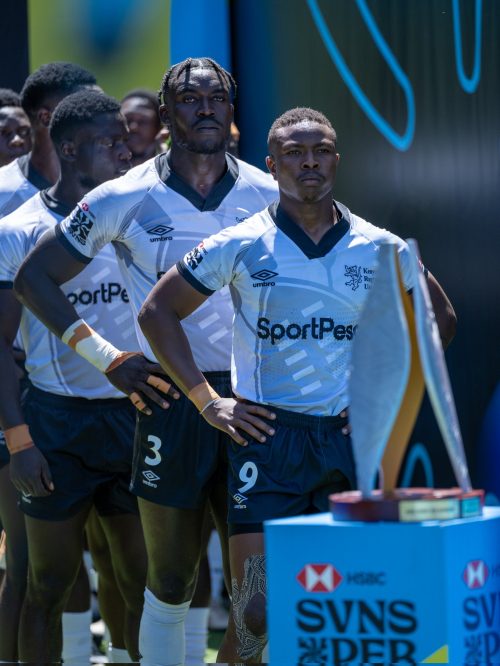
[158,57,237,106]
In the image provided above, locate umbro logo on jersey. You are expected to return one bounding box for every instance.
[251,269,278,287]
[67,205,95,246]
[142,470,160,488]
[147,224,174,242]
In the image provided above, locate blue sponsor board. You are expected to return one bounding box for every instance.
[265,507,500,663]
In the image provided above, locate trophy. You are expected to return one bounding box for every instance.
[330,240,483,522]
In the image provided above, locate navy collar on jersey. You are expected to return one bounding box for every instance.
[154,151,239,212]
[17,154,52,191]
[39,189,74,217]
[268,199,349,259]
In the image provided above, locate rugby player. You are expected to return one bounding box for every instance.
[1,90,174,663]
[0,63,99,663]
[121,88,166,167]
[0,62,98,219]
[138,107,457,662]
[0,88,31,168]
[14,57,278,666]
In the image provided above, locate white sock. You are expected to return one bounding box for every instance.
[108,645,134,662]
[139,588,190,666]
[62,609,92,665]
[185,607,209,664]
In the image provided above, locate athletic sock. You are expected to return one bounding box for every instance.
[185,606,209,665]
[62,608,92,665]
[108,645,134,662]
[139,588,190,666]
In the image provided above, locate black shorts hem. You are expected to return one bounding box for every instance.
[20,496,93,522]
[132,487,206,512]
[228,521,264,536]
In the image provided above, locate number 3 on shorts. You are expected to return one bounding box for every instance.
[238,461,258,493]
[145,435,162,466]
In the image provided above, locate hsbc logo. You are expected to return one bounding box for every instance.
[463,560,489,589]
[297,564,343,593]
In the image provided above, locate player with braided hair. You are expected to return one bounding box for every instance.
[15,57,277,666]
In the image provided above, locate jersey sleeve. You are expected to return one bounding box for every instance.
[56,179,133,263]
[177,225,250,295]
[0,222,30,287]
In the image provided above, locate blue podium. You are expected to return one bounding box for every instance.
[265,507,500,663]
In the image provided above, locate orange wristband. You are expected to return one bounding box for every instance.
[105,351,141,374]
[4,424,34,455]
[188,382,220,412]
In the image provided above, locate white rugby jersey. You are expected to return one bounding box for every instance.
[56,153,278,370]
[0,191,140,399]
[178,201,415,416]
[0,154,50,219]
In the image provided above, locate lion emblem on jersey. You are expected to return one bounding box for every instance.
[344,265,362,291]
[67,205,95,246]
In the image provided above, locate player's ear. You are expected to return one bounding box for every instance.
[266,155,277,180]
[60,139,76,161]
[37,106,52,129]
[159,104,170,129]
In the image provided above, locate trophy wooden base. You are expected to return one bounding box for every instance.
[329,487,484,522]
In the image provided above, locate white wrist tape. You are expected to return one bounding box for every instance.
[61,319,122,373]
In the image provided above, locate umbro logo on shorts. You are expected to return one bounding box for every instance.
[142,470,160,488]
[233,493,247,509]
[147,224,174,242]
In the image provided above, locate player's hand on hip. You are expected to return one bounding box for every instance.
[106,354,180,415]
[202,398,276,447]
[9,446,54,497]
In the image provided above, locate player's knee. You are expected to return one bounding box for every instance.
[241,592,267,639]
[150,569,197,604]
[27,567,73,609]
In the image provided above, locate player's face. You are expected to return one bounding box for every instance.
[73,112,131,189]
[121,97,160,157]
[266,122,340,204]
[0,107,32,166]
[163,68,233,154]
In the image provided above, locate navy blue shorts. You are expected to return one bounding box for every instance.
[20,386,137,521]
[227,404,356,531]
[130,371,231,510]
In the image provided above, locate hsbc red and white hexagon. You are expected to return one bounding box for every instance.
[297,563,343,593]
[463,559,489,589]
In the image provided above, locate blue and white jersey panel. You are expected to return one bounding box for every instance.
[0,192,140,398]
[178,201,414,415]
[56,153,278,370]
[0,156,45,219]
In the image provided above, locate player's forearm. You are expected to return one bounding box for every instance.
[0,337,24,431]
[14,260,80,338]
[427,271,457,349]
[138,303,204,396]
